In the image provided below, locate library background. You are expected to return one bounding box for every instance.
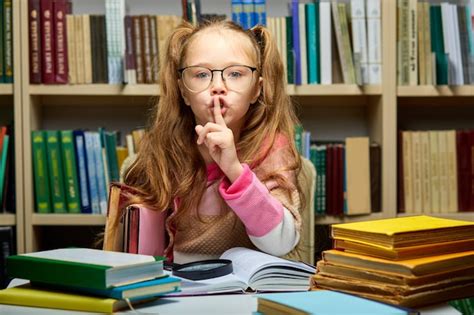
[0,0,474,291]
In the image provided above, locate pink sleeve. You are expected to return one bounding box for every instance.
[218,164,284,237]
[138,206,166,256]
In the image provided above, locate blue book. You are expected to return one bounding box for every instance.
[242,0,254,29]
[73,130,92,213]
[34,276,181,301]
[291,0,301,85]
[231,0,243,25]
[84,131,100,214]
[257,291,418,315]
[253,0,265,26]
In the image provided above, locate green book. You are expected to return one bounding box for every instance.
[294,124,304,155]
[6,248,165,290]
[31,131,52,213]
[45,130,67,213]
[430,5,448,85]
[60,130,81,213]
[286,15,294,84]
[105,132,120,182]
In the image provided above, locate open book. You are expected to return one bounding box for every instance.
[170,247,316,295]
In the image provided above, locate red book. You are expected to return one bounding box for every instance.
[53,0,68,83]
[40,0,55,83]
[456,130,471,211]
[127,207,140,254]
[29,0,42,83]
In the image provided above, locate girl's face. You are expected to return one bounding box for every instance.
[179,29,263,134]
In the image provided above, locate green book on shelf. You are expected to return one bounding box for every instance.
[45,130,67,213]
[0,135,9,206]
[31,131,52,213]
[60,130,81,213]
[6,248,165,290]
[286,15,294,84]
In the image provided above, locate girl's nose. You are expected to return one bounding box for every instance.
[210,74,227,95]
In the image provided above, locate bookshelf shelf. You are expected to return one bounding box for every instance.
[0,84,14,95]
[29,84,160,96]
[315,213,387,225]
[0,214,16,226]
[288,84,382,96]
[397,86,474,97]
[32,214,106,226]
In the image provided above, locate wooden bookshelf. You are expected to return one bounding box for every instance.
[10,0,472,253]
[0,214,16,226]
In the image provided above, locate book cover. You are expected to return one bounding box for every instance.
[7,248,164,290]
[60,130,81,213]
[53,0,68,83]
[45,130,67,213]
[72,130,91,213]
[257,290,417,315]
[31,131,51,213]
[40,0,55,84]
[29,0,42,83]
[0,283,151,313]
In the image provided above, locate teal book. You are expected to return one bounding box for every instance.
[257,290,418,315]
[305,3,318,84]
[31,131,52,213]
[286,16,294,84]
[0,135,8,205]
[60,130,81,213]
[430,5,448,85]
[34,276,181,301]
[7,248,165,290]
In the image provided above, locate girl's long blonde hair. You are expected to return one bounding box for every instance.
[124,20,302,224]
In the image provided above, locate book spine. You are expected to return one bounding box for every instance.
[254,0,266,26]
[66,14,76,84]
[140,15,152,84]
[286,16,294,84]
[291,0,301,85]
[123,15,136,84]
[73,130,91,214]
[40,0,55,84]
[93,133,108,215]
[231,0,243,25]
[351,0,368,84]
[0,135,9,206]
[319,1,332,84]
[60,130,81,213]
[3,0,13,83]
[149,15,159,84]
[133,16,144,84]
[82,14,92,84]
[45,130,67,213]
[31,131,52,213]
[53,0,68,83]
[366,0,381,84]
[84,132,100,214]
[0,0,4,83]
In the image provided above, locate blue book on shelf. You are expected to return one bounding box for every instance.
[231,0,243,25]
[73,130,92,213]
[291,0,301,85]
[34,276,181,301]
[257,290,418,315]
[84,131,100,214]
[253,0,266,26]
[242,0,254,29]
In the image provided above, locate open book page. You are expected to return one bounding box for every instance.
[221,247,316,291]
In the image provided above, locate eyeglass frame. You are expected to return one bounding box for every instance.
[178,65,258,93]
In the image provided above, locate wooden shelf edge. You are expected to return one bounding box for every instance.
[289,84,382,96]
[28,84,160,96]
[32,214,106,226]
[397,212,474,221]
[0,84,14,95]
[314,212,387,225]
[0,214,16,226]
[398,85,474,97]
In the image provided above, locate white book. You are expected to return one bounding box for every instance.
[170,247,315,295]
[451,4,464,85]
[366,0,382,84]
[299,3,308,85]
[351,0,369,84]
[420,131,431,213]
[441,3,456,85]
[408,0,418,85]
[438,131,449,213]
[402,131,414,213]
[411,131,423,213]
[428,131,440,214]
[320,1,332,84]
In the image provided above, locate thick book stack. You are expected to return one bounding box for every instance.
[311,215,474,307]
[0,248,180,313]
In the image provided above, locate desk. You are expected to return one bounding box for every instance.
[0,293,462,314]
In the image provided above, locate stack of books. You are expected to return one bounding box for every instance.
[311,215,474,307]
[0,248,180,313]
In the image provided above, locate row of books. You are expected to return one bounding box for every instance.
[294,127,381,216]
[270,0,382,86]
[1,248,181,312]
[312,215,474,307]
[182,0,226,26]
[398,0,474,86]
[399,129,474,214]
[0,125,14,214]
[0,0,13,83]
[31,128,146,215]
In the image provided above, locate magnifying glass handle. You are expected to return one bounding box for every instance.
[164,261,180,271]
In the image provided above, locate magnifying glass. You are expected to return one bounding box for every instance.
[164,259,233,281]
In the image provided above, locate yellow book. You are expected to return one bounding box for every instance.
[0,284,137,312]
[322,249,474,277]
[331,215,474,249]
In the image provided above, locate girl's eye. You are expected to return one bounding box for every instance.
[228,72,242,78]
[194,72,210,79]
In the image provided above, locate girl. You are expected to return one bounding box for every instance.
[124,19,305,264]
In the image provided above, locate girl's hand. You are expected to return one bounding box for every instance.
[195,97,243,182]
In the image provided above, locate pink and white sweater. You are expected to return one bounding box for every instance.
[137,137,302,264]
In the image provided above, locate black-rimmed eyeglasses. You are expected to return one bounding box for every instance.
[178,65,257,93]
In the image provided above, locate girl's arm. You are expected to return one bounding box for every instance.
[219,163,301,256]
